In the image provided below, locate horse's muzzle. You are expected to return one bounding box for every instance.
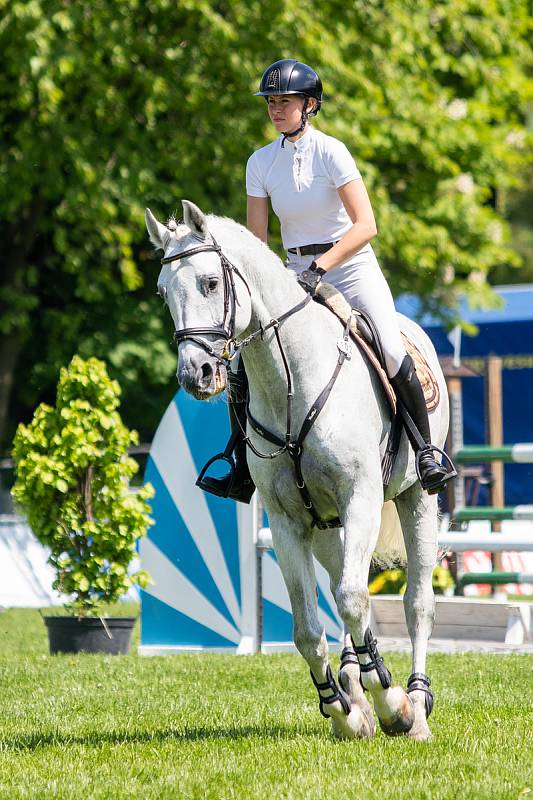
[177,358,227,399]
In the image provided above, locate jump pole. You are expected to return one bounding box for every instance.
[453,505,533,522]
[259,527,533,553]
[454,444,533,463]
[458,572,533,589]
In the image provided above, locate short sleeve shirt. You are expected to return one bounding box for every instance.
[246,126,361,249]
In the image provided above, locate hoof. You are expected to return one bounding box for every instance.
[339,667,376,737]
[408,723,433,742]
[331,705,375,740]
[407,690,432,741]
[378,693,415,736]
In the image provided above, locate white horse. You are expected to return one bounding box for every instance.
[146,200,449,742]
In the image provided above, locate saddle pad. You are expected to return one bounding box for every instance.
[402,335,440,412]
[314,282,440,413]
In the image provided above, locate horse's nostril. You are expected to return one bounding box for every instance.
[201,363,213,382]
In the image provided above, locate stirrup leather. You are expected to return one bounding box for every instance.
[352,629,392,690]
[310,664,351,718]
[407,672,434,718]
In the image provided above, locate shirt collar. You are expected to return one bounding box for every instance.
[280,125,315,151]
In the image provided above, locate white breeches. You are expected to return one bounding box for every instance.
[286,244,406,378]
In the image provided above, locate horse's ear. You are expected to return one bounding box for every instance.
[182,200,208,240]
[145,208,170,250]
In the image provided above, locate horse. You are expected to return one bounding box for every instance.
[146,200,449,742]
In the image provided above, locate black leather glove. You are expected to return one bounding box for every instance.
[297,261,327,295]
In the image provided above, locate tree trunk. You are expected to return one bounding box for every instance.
[0,199,45,453]
[0,330,24,453]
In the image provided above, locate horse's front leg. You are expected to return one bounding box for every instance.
[312,531,376,737]
[269,512,371,739]
[336,493,414,736]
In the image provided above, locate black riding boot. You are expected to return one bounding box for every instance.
[391,354,455,495]
[196,359,255,504]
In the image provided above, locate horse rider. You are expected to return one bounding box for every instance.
[198,58,455,503]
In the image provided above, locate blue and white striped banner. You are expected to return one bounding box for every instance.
[140,390,343,653]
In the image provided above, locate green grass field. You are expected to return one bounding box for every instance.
[0,607,531,799]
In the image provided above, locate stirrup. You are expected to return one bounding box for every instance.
[310,664,351,718]
[415,445,457,495]
[196,453,236,498]
[407,672,434,718]
[352,629,392,690]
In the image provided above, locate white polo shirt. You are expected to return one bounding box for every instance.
[246,126,361,250]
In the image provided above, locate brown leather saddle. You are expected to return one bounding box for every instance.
[313,283,441,485]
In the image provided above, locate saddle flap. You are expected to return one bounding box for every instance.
[313,283,440,413]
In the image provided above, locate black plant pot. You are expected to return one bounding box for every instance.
[43,616,136,655]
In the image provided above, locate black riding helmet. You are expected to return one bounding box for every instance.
[255,59,323,146]
[255,59,323,115]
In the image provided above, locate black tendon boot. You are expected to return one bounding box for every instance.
[196,359,255,504]
[391,355,456,495]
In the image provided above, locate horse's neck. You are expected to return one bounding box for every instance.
[210,217,346,426]
[237,242,341,428]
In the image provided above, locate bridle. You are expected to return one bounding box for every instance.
[162,232,353,530]
[161,235,251,362]
[161,233,313,364]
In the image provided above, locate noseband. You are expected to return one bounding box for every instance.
[160,235,251,362]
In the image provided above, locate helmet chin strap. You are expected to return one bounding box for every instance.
[281,98,310,148]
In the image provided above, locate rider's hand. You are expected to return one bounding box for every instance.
[297,261,327,295]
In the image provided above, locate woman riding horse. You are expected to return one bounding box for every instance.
[199,58,454,503]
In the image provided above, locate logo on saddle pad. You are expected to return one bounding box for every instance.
[266,68,281,91]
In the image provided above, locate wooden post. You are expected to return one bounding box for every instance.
[440,356,480,595]
[485,356,505,586]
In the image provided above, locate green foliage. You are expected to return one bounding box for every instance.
[432,564,456,594]
[369,568,407,595]
[369,565,455,595]
[11,355,153,614]
[1,0,531,446]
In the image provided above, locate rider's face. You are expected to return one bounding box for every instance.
[267,94,308,133]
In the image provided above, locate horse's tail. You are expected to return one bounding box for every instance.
[373,501,407,566]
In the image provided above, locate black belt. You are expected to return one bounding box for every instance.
[287,242,334,256]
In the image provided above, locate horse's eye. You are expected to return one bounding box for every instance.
[208,278,219,292]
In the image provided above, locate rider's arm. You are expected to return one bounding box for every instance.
[314,179,378,273]
[247,195,269,243]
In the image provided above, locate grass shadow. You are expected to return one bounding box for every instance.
[0,722,320,752]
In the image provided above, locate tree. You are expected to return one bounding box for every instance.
[11,355,153,614]
[1,0,531,450]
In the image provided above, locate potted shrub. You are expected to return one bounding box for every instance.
[11,355,153,654]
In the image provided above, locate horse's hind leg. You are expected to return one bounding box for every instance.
[269,512,371,739]
[335,493,415,736]
[395,483,438,742]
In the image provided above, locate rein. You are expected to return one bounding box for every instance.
[162,235,353,530]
